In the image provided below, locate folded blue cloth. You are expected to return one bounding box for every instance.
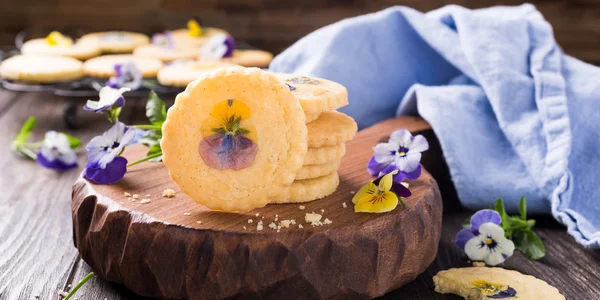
[269,4,600,247]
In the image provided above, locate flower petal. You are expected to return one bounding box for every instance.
[477,222,506,239]
[408,134,429,153]
[84,156,128,184]
[367,156,389,177]
[456,228,476,250]
[395,164,422,181]
[354,191,398,213]
[372,142,397,164]
[389,129,413,148]
[36,152,77,170]
[484,250,507,266]
[390,182,412,198]
[377,171,397,192]
[352,181,377,204]
[464,237,487,262]
[199,134,258,170]
[471,210,502,231]
[395,152,421,173]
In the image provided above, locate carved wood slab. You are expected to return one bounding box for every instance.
[71,116,442,300]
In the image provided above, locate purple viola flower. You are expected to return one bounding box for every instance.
[367,129,429,182]
[36,131,78,170]
[84,86,130,113]
[456,210,515,266]
[151,31,175,49]
[200,33,235,60]
[106,62,142,90]
[83,122,135,184]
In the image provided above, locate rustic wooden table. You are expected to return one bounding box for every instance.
[0,90,598,300]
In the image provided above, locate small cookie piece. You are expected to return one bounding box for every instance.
[21,38,101,60]
[305,112,321,123]
[161,67,307,212]
[303,143,346,165]
[215,50,273,68]
[157,61,236,87]
[83,55,163,78]
[133,44,199,63]
[0,55,83,83]
[296,160,341,180]
[79,31,150,53]
[171,27,229,48]
[307,111,357,148]
[433,267,565,300]
[273,172,339,203]
[272,73,349,114]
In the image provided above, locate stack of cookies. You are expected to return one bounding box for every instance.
[161,67,356,212]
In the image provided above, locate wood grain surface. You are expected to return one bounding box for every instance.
[0,91,599,299]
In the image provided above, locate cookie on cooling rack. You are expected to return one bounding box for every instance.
[83,54,163,79]
[0,55,84,83]
[79,31,150,53]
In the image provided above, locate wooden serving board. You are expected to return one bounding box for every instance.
[71,116,442,300]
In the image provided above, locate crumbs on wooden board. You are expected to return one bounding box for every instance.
[162,188,176,198]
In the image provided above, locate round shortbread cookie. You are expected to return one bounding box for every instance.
[307,111,357,148]
[296,160,341,180]
[305,112,321,123]
[0,55,83,83]
[171,27,229,48]
[272,73,349,114]
[83,55,163,79]
[157,61,236,87]
[79,31,150,53]
[273,172,339,203]
[21,38,101,60]
[211,50,273,68]
[303,143,346,165]
[161,67,308,212]
[133,44,199,63]
[433,267,565,300]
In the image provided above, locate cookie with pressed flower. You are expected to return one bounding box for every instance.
[21,38,101,61]
[213,50,274,68]
[296,160,340,180]
[83,55,163,78]
[161,66,307,212]
[306,111,357,148]
[272,172,339,203]
[171,27,229,48]
[433,267,565,300]
[272,73,349,114]
[157,60,236,87]
[0,55,83,83]
[303,143,346,165]
[133,44,199,63]
[79,31,150,53]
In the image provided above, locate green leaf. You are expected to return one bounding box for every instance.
[518,196,527,220]
[236,128,250,135]
[146,91,167,126]
[146,143,163,162]
[462,217,471,229]
[12,117,37,150]
[494,198,514,238]
[513,230,546,260]
[63,133,81,149]
[139,129,162,148]
[212,128,227,135]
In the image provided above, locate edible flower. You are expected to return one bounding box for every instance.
[471,280,517,298]
[367,129,429,182]
[200,34,235,60]
[456,210,515,266]
[352,170,411,213]
[199,99,257,170]
[106,63,142,90]
[84,86,130,123]
[101,31,131,41]
[83,122,135,184]
[188,18,203,37]
[36,131,78,170]
[151,31,175,49]
[45,31,73,46]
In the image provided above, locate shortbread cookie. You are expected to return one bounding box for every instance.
[161,67,307,212]
[273,73,349,114]
[273,172,339,203]
[305,112,321,123]
[0,55,83,83]
[157,61,236,87]
[133,44,199,63]
[171,27,229,48]
[21,38,101,60]
[83,55,163,78]
[303,143,346,165]
[296,160,341,180]
[213,50,273,68]
[79,31,150,53]
[433,267,565,300]
[307,111,357,148]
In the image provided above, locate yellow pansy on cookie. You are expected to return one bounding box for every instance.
[45,31,73,46]
[161,66,307,212]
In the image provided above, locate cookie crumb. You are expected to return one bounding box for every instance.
[58,290,68,298]
[350,191,355,194]
[280,220,291,228]
[323,218,332,225]
[268,222,277,230]
[162,188,175,198]
[298,224,304,229]
[196,220,202,224]
[255,213,260,217]
[401,182,409,188]
[243,226,247,230]
[299,205,305,210]
[132,194,139,199]
[472,261,486,267]
[140,198,151,204]
[305,212,323,226]
[320,209,325,213]
[183,212,191,216]
[257,221,264,231]
[290,219,296,225]
[342,202,347,208]
[124,192,131,197]
[248,219,253,224]
[145,194,151,197]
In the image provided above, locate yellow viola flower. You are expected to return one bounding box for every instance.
[45,31,73,46]
[210,99,251,122]
[353,170,402,213]
[471,280,511,297]
[188,19,203,37]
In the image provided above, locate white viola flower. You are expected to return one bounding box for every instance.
[36,131,77,170]
[200,33,235,60]
[84,86,131,113]
[368,129,429,182]
[464,222,515,266]
[106,63,142,90]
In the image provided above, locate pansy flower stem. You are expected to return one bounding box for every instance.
[126,151,163,167]
[16,146,37,160]
[133,124,162,130]
[64,272,94,300]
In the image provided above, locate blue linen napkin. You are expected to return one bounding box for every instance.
[269,4,600,247]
